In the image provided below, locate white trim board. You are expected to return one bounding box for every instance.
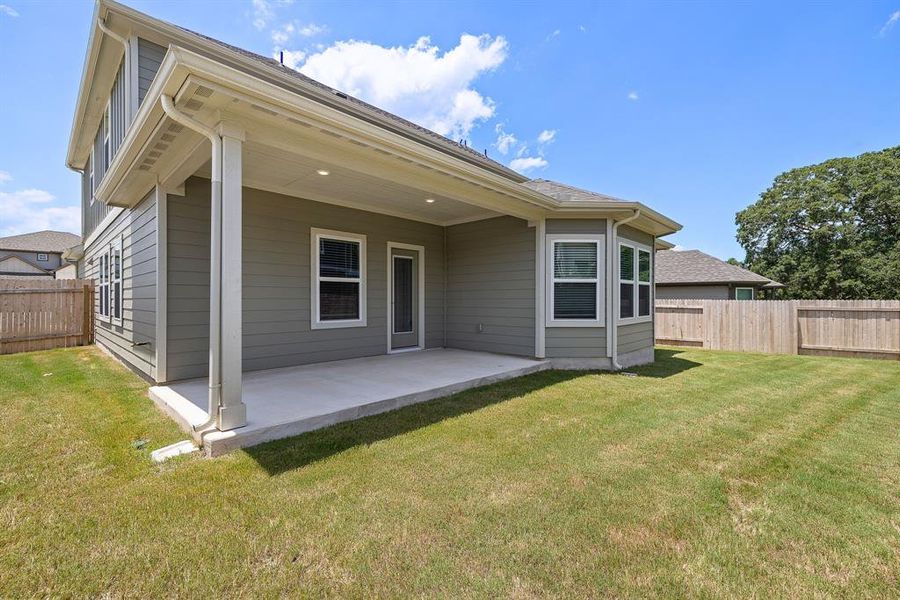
[386,241,426,354]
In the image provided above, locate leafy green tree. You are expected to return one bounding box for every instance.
[736,146,900,299]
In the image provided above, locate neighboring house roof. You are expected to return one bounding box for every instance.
[521,179,630,203]
[0,230,81,253]
[0,254,53,276]
[656,249,785,287]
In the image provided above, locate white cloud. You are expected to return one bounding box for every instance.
[627,91,639,101]
[509,156,548,173]
[251,0,293,31]
[516,144,528,158]
[672,244,686,251]
[271,20,327,45]
[493,124,517,155]
[0,170,11,184]
[292,34,508,139]
[537,129,556,144]
[298,23,327,37]
[0,187,79,237]
[579,25,587,33]
[546,29,561,41]
[0,4,18,17]
[879,10,900,36]
[271,22,295,45]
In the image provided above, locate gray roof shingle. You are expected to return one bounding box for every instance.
[656,249,782,286]
[0,230,81,253]
[520,179,629,203]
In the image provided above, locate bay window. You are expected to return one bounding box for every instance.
[546,235,604,326]
[619,241,652,321]
[311,228,367,329]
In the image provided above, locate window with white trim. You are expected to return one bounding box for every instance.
[103,102,111,172]
[311,228,367,329]
[619,241,652,321]
[98,251,109,320]
[735,287,754,300]
[110,237,122,323]
[36,253,49,262]
[546,235,604,326]
[97,238,122,323]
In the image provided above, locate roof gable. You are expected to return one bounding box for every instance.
[0,231,81,253]
[656,250,777,285]
[0,255,51,274]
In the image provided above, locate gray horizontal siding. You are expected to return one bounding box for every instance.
[166,177,445,381]
[546,327,607,358]
[82,190,157,378]
[546,218,606,235]
[137,38,166,106]
[445,216,535,357]
[656,284,730,300]
[618,321,654,355]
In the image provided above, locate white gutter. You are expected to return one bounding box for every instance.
[96,17,132,124]
[160,94,222,432]
[609,209,641,370]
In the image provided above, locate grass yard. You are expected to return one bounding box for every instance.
[1,346,898,598]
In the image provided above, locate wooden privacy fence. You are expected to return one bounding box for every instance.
[0,279,94,355]
[656,299,900,360]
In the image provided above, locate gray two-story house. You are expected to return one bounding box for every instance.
[69,0,680,454]
[0,230,81,279]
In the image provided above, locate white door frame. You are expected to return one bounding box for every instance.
[387,241,426,354]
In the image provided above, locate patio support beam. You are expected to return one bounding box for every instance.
[216,122,247,430]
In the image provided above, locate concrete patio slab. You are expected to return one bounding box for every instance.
[149,349,550,456]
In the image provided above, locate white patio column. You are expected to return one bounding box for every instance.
[216,122,246,430]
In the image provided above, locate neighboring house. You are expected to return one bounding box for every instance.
[66,0,680,443]
[0,230,81,279]
[656,249,785,300]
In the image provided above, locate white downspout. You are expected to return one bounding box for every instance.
[609,209,641,370]
[96,18,131,123]
[160,95,222,432]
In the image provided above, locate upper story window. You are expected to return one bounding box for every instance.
[311,228,367,329]
[36,253,49,262]
[546,235,605,327]
[103,102,111,170]
[619,242,652,322]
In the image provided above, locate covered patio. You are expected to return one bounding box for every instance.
[150,349,548,456]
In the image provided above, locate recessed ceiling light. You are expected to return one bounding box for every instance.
[425,198,436,203]
[317,169,330,176]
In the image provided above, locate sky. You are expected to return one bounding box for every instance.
[1,1,898,259]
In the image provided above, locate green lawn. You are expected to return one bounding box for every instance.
[1,347,898,598]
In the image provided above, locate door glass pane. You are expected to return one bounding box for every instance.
[319,238,359,278]
[620,283,634,318]
[554,242,597,278]
[554,282,596,319]
[393,257,413,333]
[638,250,651,282]
[320,281,359,320]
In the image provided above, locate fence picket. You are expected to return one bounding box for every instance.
[655,299,899,360]
[0,280,95,354]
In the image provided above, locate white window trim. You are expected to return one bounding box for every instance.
[89,150,96,204]
[617,240,653,325]
[545,234,605,327]
[97,251,110,323]
[103,100,111,171]
[310,227,367,330]
[735,287,755,300]
[386,241,426,353]
[112,235,123,326]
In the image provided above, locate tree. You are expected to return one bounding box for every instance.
[735,146,900,299]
